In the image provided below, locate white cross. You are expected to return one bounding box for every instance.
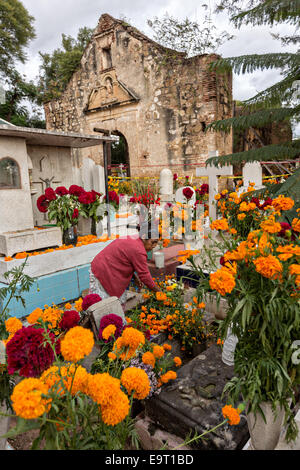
[196,151,233,220]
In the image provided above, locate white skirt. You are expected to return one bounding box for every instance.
[89,268,128,306]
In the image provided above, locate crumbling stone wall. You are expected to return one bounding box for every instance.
[44,14,233,176]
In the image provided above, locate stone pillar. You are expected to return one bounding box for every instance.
[159,168,174,203]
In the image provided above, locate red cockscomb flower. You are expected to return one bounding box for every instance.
[55,186,69,196]
[6,326,58,378]
[58,310,81,331]
[37,195,49,213]
[69,185,85,197]
[45,187,57,201]
[99,314,124,342]
[82,294,102,311]
[72,208,79,219]
[78,191,96,205]
[183,187,194,201]
[173,173,178,181]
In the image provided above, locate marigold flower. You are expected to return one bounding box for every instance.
[222,405,241,425]
[162,343,172,351]
[74,298,83,312]
[272,195,294,212]
[101,390,130,426]
[292,218,300,232]
[108,352,117,361]
[209,268,236,296]
[173,357,182,367]
[289,264,300,277]
[87,373,121,406]
[160,370,177,384]
[156,292,167,301]
[210,218,229,231]
[142,351,156,368]
[5,317,23,334]
[152,344,165,359]
[60,326,94,363]
[102,324,117,341]
[26,308,44,325]
[237,213,246,221]
[260,217,282,234]
[121,327,145,350]
[121,367,151,400]
[253,255,283,280]
[11,378,51,419]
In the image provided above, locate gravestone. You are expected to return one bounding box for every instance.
[145,344,249,450]
[241,162,264,192]
[81,157,96,191]
[159,168,174,203]
[86,296,126,329]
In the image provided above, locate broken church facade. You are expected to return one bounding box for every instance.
[44,14,233,176]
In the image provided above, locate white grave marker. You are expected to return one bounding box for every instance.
[241,162,263,192]
[159,168,174,202]
[196,151,233,220]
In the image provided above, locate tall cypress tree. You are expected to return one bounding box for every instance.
[206,0,300,210]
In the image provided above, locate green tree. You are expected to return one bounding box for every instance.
[37,27,94,103]
[0,0,36,78]
[205,0,300,211]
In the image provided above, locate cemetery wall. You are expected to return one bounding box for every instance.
[44,14,233,177]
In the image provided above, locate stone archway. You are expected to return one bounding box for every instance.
[110,131,130,177]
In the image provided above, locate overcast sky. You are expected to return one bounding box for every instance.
[18,0,298,134]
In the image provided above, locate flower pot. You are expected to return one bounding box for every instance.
[154,251,165,268]
[246,402,285,450]
[62,226,78,246]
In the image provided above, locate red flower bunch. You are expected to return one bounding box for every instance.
[58,310,81,331]
[6,326,59,378]
[130,190,160,208]
[107,190,120,205]
[198,183,209,195]
[55,186,69,196]
[78,191,97,205]
[82,294,102,311]
[99,314,124,342]
[183,187,194,201]
[173,173,178,181]
[72,208,79,219]
[37,195,49,213]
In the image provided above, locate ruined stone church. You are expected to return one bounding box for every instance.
[44,13,233,176]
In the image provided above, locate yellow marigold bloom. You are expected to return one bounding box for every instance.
[5,317,23,334]
[121,367,151,400]
[253,255,283,280]
[101,390,130,426]
[222,405,241,425]
[26,307,43,325]
[209,268,236,296]
[292,218,300,232]
[214,194,221,201]
[173,357,182,367]
[74,298,83,312]
[60,326,94,363]
[272,195,294,212]
[210,218,229,231]
[87,373,121,406]
[152,344,165,359]
[102,324,117,341]
[237,213,246,221]
[11,378,51,419]
[142,351,156,368]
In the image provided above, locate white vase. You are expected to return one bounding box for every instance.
[154,251,165,268]
[246,402,285,450]
[221,327,238,366]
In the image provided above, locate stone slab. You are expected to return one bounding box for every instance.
[0,227,62,257]
[145,344,249,450]
[87,296,126,329]
[0,240,113,283]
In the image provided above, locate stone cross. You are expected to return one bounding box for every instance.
[196,152,233,220]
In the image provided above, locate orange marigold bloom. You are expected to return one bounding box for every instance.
[60,326,94,362]
[121,367,151,400]
[156,292,167,301]
[291,218,300,232]
[160,370,177,384]
[209,268,236,296]
[277,244,300,257]
[173,357,182,367]
[101,390,130,426]
[102,324,116,341]
[260,217,282,234]
[253,255,283,280]
[210,218,229,231]
[5,317,23,334]
[142,351,156,368]
[11,378,51,419]
[289,264,300,277]
[26,308,43,325]
[272,195,294,212]
[222,405,241,425]
[152,344,165,359]
[121,327,145,350]
[162,343,172,351]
